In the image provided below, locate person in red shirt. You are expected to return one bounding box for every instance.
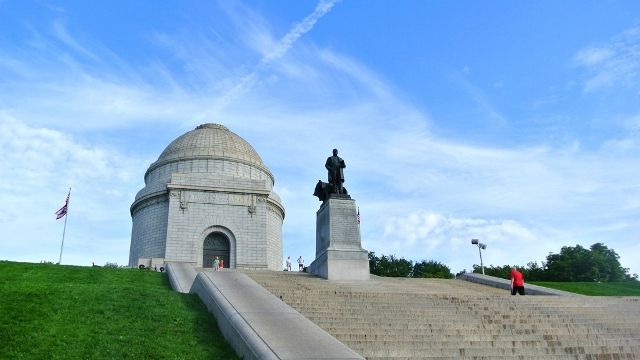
[510,267,525,295]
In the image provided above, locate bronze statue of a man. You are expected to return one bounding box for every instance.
[325,148,346,195]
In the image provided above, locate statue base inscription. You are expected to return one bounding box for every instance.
[308,197,369,281]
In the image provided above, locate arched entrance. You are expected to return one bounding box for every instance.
[203,232,230,268]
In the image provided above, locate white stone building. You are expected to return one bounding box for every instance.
[128,123,285,270]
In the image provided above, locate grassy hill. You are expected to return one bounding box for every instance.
[0,261,239,359]
[530,280,640,296]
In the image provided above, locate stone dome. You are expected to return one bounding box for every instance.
[145,123,273,182]
[157,123,264,166]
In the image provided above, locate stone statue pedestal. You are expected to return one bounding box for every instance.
[308,196,369,281]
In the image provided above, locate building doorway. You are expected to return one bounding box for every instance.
[203,232,230,268]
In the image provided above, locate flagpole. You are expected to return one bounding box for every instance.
[58,187,70,264]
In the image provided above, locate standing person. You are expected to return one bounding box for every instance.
[213,257,220,271]
[219,258,224,269]
[325,149,346,195]
[286,256,292,271]
[297,256,304,271]
[510,266,525,295]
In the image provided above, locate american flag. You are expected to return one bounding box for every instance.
[357,207,360,225]
[55,191,70,220]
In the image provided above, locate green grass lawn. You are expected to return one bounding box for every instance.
[530,280,640,296]
[0,261,239,360]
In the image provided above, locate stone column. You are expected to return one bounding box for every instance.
[308,196,369,281]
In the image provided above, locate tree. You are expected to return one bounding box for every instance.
[369,253,455,278]
[469,243,634,282]
[413,260,453,279]
[543,243,628,282]
[524,261,545,281]
[589,243,625,282]
[544,245,592,281]
[368,251,377,273]
[472,264,511,279]
[368,252,412,277]
[472,262,547,281]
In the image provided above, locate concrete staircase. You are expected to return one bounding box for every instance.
[245,271,640,359]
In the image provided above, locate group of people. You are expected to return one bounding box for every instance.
[212,257,224,271]
[285,256,304,271]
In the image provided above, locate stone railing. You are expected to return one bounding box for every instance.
[457,273,580,296]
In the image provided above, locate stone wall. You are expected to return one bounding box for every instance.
[266,201,284,270]
[128,196,168,267]
[144,158,274,190]
[159,188,283,270]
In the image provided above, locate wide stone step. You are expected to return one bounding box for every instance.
[348,315,628,323]
[293,309,638,322]
[297,309,636,320]
[317,328,639,338]
[277,296,634,307]
[354,333,635,345]
[275,297,635,311]
[350,344,640,357]
[309,319,640,330]
[365,357,616,360]
[339,338,640,348]
[365,356,637,360]
[316,327,640,339]
[334,333,640,343]
[308,317,635,327]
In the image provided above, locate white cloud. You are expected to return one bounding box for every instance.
[573,26,640,91]
[382,212,538,250]
[368,210,548,273]
[215,1,278,58]
[51,19,102,63]
[574,47,615,67]
[600,113,640,152]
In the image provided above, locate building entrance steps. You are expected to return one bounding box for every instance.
[245,271,640,359]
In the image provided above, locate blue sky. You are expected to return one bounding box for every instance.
[2,0,640,275]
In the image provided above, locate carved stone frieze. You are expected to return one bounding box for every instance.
[181,191,252,206]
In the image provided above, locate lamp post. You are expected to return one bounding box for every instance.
[471,239,487,275]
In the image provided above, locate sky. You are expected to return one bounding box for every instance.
[1,0,640,276]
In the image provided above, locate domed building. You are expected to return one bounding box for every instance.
[128,124,285,270]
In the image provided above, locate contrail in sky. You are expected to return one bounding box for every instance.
[208,0,341,117]
[261,0,341,65]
